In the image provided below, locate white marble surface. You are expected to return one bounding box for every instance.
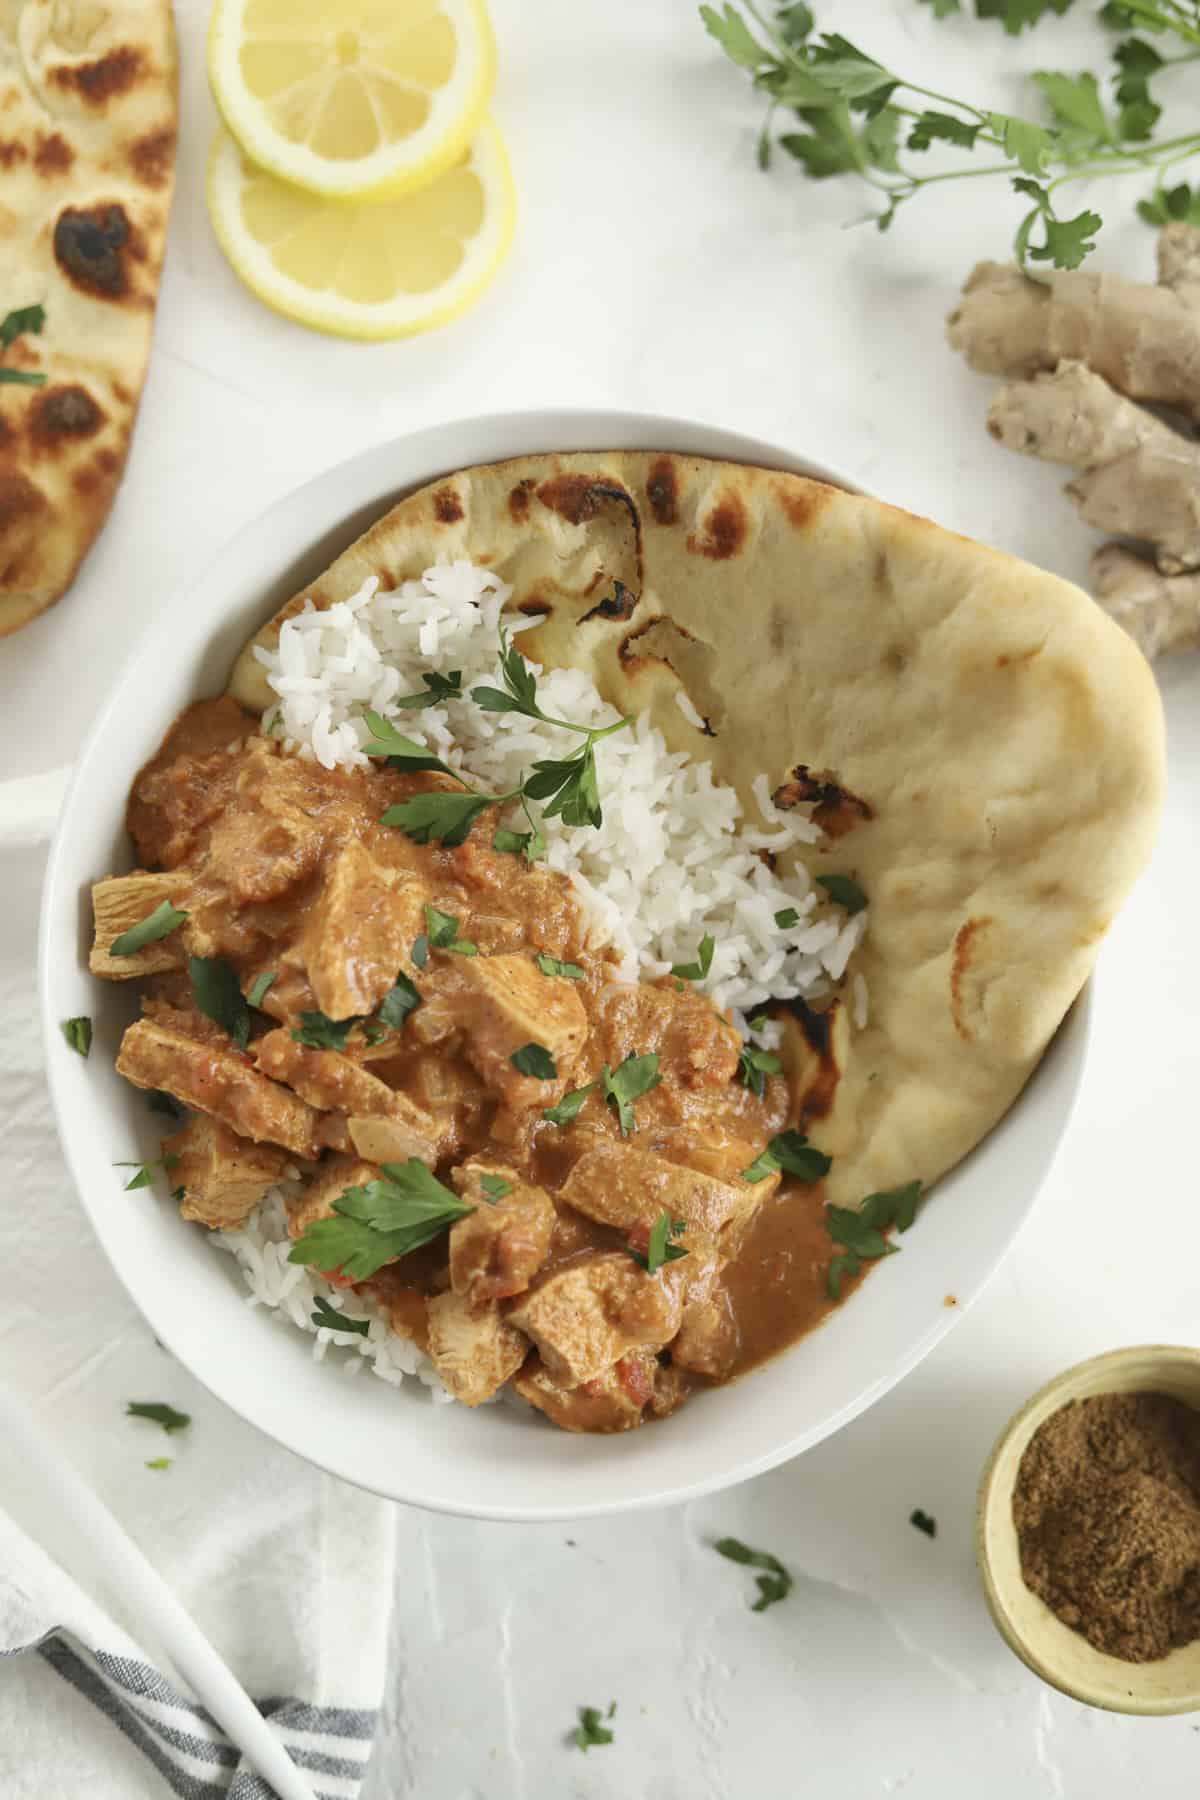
[3,0,1200,1794]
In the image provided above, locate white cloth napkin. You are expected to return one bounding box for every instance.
[0,778,396,1799]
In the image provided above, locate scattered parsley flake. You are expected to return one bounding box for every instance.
[542,1082,597,1126]
[110,900,188,958]
[290,1011,357,1051]
[535,952,585,980]
[60,1016,92,1058]
[187,957,251,1050]
[714,1537,794,1612]
[671,933,715,982]
[247,971,278,1008]
[145,1457,172,1471]
[376,971,422,1032]
[738,1041,783,1098]
[602,1053,661,1135]
[480,1173,512,1203]
[825,1180,923,1297]
[815,874,867,915]
[311,1294,370,1336]
[126,1401,190,1434]
[911,1508,938,1539]
[628,1212,689,1274]
[741,1130,831,1184]
[289,1159,472,1282]
[774,907,801,929]
[424,905,477,956]
[511,1042,558,1080]
[573,1705,615,1751]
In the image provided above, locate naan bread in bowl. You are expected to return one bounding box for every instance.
[0,0,177,637]
[231,451,1165,1212]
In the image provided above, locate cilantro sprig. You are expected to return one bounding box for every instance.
[741,1129,831,1184]
[738,1037,783,1097]
[110,899,188,958]
[289,1160,473,1281]
[114,1154,179,1192]
[126,1401,190,1434]
[573,1703,616,1751]
[701,1,1200,270]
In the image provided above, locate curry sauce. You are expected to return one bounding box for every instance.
[93,698,846,1433]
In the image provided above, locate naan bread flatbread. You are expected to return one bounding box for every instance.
[230,453,1165,1208]
[0,0,177,637]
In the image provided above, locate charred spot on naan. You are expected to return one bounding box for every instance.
[646,456,679,526]
[534,472,644,611]
[772,765,874,839]
[54,202,143,300]
[128,127,175,189]
[687,488,748,561]
[28,385,106,455]
[48,46,145,107]
[580,578,638,625]
[508,478,534,522]
[34,132,75,177]
[0,137,26,168]
[432,485,464,524]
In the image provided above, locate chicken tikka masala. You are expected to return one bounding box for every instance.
[92,697,848,1434]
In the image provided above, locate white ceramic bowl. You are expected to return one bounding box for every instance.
[40,410,1091,1521]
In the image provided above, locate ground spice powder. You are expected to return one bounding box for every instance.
[1013,1391,1200,1663]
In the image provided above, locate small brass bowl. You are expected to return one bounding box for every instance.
[977,1345,1200,1715]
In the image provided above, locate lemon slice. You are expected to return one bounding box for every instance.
[206,118,515,340]
[208,0,496,201]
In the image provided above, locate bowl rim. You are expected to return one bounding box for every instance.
[976,1343,1200,1715]
[38,406,1093,1519]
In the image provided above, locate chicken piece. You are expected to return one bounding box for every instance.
[591,979,741,1094]
[90,872,188,979]
[672,1284,739,1379]
[285,1156,379,1238]
[254,1030,446,1162]
[204,741,329,903]
[303,840,428,1020]
[426,1290,529,1407]
[126,698,251,870]
[561,1141,773,1239]
[514,1351,690,1432]
[163,1116,286,1231]
[117,1019,321,1158]
[438,954,588,1109]
[140,974,236,1050]
[446,1164,555,1307]
[507,1253,684,1388]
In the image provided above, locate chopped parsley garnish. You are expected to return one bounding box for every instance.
[170,1186,186,1204]
[289,1159,473,1281]
[247,971,278,1008]
[511,1042,557,1080]
[629,1212,688,1274]
[110,900,188,958]
[362,1021,389,1045]
[0,303,45,350]
[535,952,585,981]
[738,1040,782,1098]
[573,1703,616,1751]
[126,1401,190,1434]
[114,1154,179,1191]
[411,934,429,969]
[713,1538,793,1612]
[825,1180,923,1297]
[774,907,801,929]
[741,1130,831,1184]
[393,669,463,708]
[290,1010,357,1051]
[60,1016,92,1058]
[148,1090,183,1119]
[480,1173,512,1203]
[189,956,251,1051]
[543,1082,596,1126]
[0,368,47,386]
[311,1294,370,1336]
[145,1458,172,1471]
[602,1053,661,1135]
[376,971,422,1032]
[816,873,868,915]
[424,904,477,956]
[671,933,715,982]
[910,1508,937,1539]
[382,790,497,847]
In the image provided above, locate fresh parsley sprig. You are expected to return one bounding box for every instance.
[628,1212,689,1274]
[541,1051,662,1133]
[701,0,1200,269]
[289,1159,474,1281]
[738,1038,783,1097]
[741,1129,831,1183]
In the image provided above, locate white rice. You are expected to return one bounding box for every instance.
[219,558,870,1401]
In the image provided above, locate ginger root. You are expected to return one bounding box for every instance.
[988,361,1200,575]
[947,243,1200,420]
[1091,545,1200,661]
[950,223,1200,657]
